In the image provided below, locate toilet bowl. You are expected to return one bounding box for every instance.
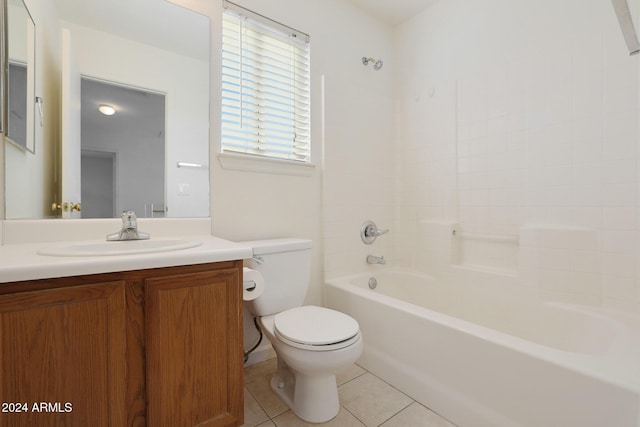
[240,238,363,423]
[258,306,363,423]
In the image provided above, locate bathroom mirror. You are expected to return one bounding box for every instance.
[6,0,35,153]
[80,77,166,218]
[4,0,210,219]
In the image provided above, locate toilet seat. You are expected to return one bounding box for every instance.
[274,305,361,351]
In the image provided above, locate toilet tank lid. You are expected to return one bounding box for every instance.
[238,238,312,255]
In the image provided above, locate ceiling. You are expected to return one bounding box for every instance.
[346,0,440,26]
[81,78,165,143]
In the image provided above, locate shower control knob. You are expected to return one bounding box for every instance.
[361,220,389,245]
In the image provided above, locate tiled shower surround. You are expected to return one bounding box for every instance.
[324,0,640,313]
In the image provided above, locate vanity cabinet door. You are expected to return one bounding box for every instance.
[0,281,127,427]
[145,266,243,427]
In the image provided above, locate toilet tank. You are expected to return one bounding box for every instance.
[242,238,312,316]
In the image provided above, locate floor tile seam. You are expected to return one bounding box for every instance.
[430,405,459,427]
[362,370,415,402]
[243,363,276,384]
[243,383,287,424]
[243,383,260,406]
[341,404,368,427]
[244,377,267,387]
[271,408,289,420]
[341,399,414,427]
[336,368,369,388]
[339,370,416,427]
[376,400,415,427]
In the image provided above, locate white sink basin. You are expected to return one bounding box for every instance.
[38,239,202,257]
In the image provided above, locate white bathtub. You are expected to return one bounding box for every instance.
[325,269,640,427]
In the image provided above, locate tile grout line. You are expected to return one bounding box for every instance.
[245,359,460,427]
[375,401,415,427]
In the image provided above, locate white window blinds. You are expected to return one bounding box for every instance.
[221,2,311,163]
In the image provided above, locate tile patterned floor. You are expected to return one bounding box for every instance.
[242,358,457,427]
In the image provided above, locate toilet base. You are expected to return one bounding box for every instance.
[270,364,340,423]
[256,314,363,423]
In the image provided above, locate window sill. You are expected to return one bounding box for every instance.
[217,153,315,177]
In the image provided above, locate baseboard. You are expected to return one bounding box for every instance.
[244,341,275,367]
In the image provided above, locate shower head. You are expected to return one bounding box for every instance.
[362,56,383,70]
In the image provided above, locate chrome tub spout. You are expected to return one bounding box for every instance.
[366,255,385,265]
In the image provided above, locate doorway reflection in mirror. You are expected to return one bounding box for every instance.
[80,78,165,219]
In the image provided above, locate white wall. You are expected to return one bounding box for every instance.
[395,0,640,313]
[210,0,394,289]
[313,3,395,280]
[205,0,394,353]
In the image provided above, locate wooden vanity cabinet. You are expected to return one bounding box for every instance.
[145,267,243,427]
[0,261,244,427]
[0,280,128,426]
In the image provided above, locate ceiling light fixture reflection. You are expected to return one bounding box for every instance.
[98,104,116,116]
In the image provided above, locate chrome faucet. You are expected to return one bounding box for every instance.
[361,220,389,244]
[106,211,150,241]
[367,255,386,265]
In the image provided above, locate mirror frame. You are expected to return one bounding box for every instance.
[4,0,35,154]
[1,0,7,136]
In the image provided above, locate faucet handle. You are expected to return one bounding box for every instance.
[372,228,389,237]
[107,211,149,241]
[361,220,390,245]
[121,211,137,228]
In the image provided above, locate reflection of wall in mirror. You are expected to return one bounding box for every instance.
[7,0,28,65]
[81,150,116,218]
[5,0,59,219]
[61,22,209,218]
[7,63,27,149]
[7,0,29,150]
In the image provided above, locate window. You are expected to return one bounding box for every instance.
[221,1,311,163]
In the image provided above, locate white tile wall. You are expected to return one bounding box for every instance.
[320,11,396,280]
[317,0,640,313]
[390,0,640,313]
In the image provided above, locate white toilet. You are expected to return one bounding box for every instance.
[243,238,363,423]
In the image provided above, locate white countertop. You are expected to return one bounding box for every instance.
[0,235,253,283]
